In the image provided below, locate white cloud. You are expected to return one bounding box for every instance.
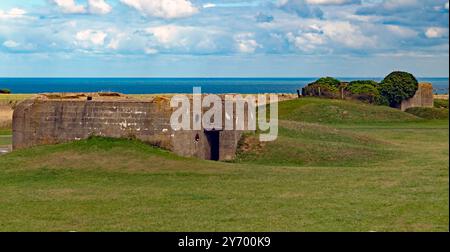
[144,48,158,54]
[276,0,324,18]
[287,32,326,52]
[88,0,112,14]
[385,25,418,38]
[1,40,35,51]
[107,40,119,49]
[3,40,19,48]
[53,0,112,14]
[235,33,261,53]
[320,21,376,49]
[425,27,449,39]
[283,21,377,51]
[76,30,107,46]
[305,0,359,5]
[383,0,419,10]
[53,0,86,14]
[121,0,198,19]
[145,25,222,53]
[1,0,447,60]
[146,25,191,45]
[0,8,27,19]
[202,3,216,8]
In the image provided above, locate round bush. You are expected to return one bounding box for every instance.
[380,71,418,107]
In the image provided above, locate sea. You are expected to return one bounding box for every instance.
[0,77,448,94]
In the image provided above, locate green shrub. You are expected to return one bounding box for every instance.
[313,77,341,89]
[0,89,11,94]
[434,99,449,109]
[302,77,341,98]
[345,80,386,104]
[405,107,449,120]
[373,95,390,106]
[380,71,418,107]
[347,84,379,103]
[303,83,339,97]
[346,83,379,95]
[348,80,378,88]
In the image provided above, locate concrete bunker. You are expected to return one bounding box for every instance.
[400,83,434,111]
[12,93,246,161]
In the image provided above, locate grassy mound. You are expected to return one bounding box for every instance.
[236,121,393,167]
[405,107,449,120]
[0,137,226,173]
[278,98,419,125]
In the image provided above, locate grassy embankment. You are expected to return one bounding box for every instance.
[0,97,448,231]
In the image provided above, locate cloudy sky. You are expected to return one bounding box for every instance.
[0,0,448,77]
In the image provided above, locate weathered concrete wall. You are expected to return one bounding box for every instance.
[13,99,175,149]
[13,94,243,161]
[400,83,434,111]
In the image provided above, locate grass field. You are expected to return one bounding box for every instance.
[0,128,11,151]
[0,98,448,231]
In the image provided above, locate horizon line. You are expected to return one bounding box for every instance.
[1,76,449,79]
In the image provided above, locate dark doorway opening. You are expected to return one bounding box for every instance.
[205,130,220,161]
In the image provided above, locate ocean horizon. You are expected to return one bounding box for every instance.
[1,77,448,95]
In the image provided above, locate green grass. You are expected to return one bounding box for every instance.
[0,136,11,146]
[406,107,449,120]
[0,129,11,135]
[278,98,420,125]
[0,94,34,101]
[0,94,34,108]
[0,98,448,231]
[235,120,394,167]
[0,129,11,148]
[434,99,449,109]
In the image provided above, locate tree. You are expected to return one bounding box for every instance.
[379,71,418,107]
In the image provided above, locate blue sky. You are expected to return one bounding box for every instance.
[0,0,448,77]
